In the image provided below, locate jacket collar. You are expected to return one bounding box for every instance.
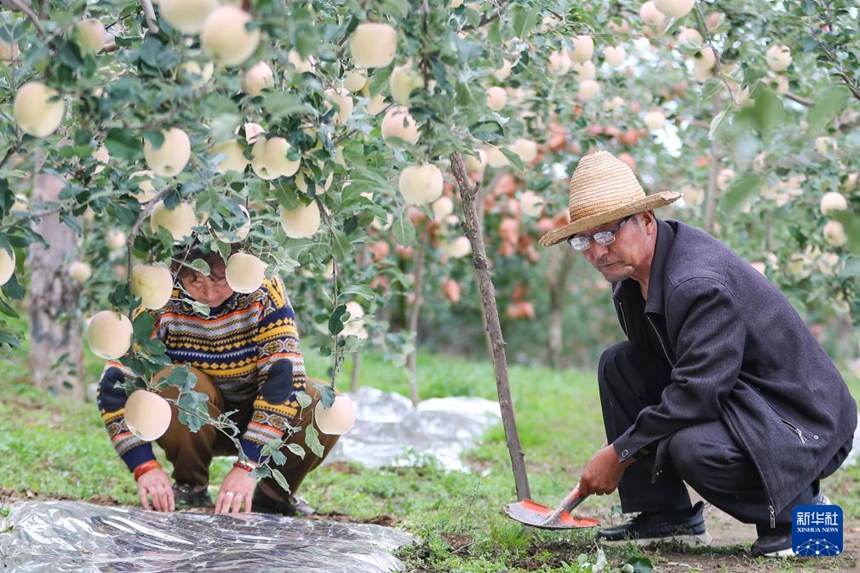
[611,218,675,317]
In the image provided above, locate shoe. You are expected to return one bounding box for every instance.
[751,491,831,557]
[172,483,213,508]
[252,487,314,517]
[596,501,711,547]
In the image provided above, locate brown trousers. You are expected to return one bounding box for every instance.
[155,367,339,500]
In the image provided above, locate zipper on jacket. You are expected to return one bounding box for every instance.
[769,505,775,529]
[781,417,806,444]
[646,315,674,366]
[617,301,629,336]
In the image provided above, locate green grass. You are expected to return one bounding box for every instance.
[2,347,859,572]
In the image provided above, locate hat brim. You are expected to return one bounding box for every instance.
[538,191,682,247]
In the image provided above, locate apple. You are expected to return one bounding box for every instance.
[13,81,65,138]
[717,168,735,192]
[486,86,507,111]
[211,139,248,174]
[681,184,705,206]
[572,60,596,80]
[654,0,695,18]
[695,47,717,70]
[820,192,848,215]
[124,390,172,441]
[431,196,455,220]
[602,45,626,67]
[364,93,388,116]
[350,23,397,69]
[577,79,601,102]
[0,248,15,286]
[325,88,354,124]
[814,136,836,154]
[766,44,792,72]
[132,263,174,310]
[201,6,261,67]
[279,201,321,238]
[511,138,537,163]
[177,60,214,86]
[381,106,420,144]
[766,73,789,95]
[844,173,858,191]
[225,252,266,293]
[87,310,133,360]
[92,145,110,174]
[823,220,847,247]
[314,395,357,435]
[296,170,334,195]
[390,63,424,104]
[493,59,513,81]
[640,1,666,26]
[75,19,107,53]
[548,50,572,75]
[677,27,703,47]
[241,61,274,96]
[159,0,218,34]
[144,128,191,178]
[341,301,367,339]
[444,236,471,259]
[706,12,725,30]
[0,38,20,62]
[129,170,157,203]
[149,200,198,241]
[106,229,127,251]
[242,122,265,144]
[693,58,714,82]
[441,278,461,304]
[69,261,92,283]
[399,163,443,205]
[570,35,594,63]
[287,50,315,74]
[343,69,367,92]
[485,146,509,168]
[644,109,666,130]
[212,205,252,242]
[520,191,545,217]
[251,137,301,180]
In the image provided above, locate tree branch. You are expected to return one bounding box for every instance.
[0,0,44,35]
[458,0,505,33]
[784,91,814,107]
[140,0,159,34]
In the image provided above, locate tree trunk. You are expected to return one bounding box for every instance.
[405,226,429,407]
[28,173,84,399]
[703,93,723,235]
[546,247,576,370]
[349,351,360,392]
[450,152,531,501]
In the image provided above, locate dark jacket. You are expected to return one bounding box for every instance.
[611,219,857,516]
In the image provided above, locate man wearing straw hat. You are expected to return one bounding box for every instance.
[539,150,856,556]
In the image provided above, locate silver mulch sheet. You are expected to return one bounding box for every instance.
[0,501,412,573]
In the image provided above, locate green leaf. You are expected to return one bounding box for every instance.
[740,86,784,139]
[105,128,143,160]
[328,304,347,336]
[624,556,654,573]
[832,212,860,254]
[176,389,210,432]
[270,469,292,494]
[511,6,537,39]
[132,311,156,343]
[807,87,848,135]
[499,148,525,171]
[330,227,352,261]
[304,424,325,458]
[286,443,306,459]
[319,385,336,408]
[391,215,416,245]
[720,172,761,215]
[295,390,312,408]
[341,284,375,300]
[188,258,211,276]
[470,121,504,143]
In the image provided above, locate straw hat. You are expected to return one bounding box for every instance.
[538,151,681,247]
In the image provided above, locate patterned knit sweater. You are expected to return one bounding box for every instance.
[97,277,306,471]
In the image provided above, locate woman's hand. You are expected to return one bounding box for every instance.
[215,467,257,514]
[137,468,175,512]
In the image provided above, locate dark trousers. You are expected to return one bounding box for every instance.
[598,341,849,527]
[156,367,339,501]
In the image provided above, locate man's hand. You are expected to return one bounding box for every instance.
[137,468,174,512]
[577,444,635,496]
[215,467,256,514]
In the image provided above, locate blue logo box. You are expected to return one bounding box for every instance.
[792,504,843,556]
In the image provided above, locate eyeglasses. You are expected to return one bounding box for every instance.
[567,215,633,252]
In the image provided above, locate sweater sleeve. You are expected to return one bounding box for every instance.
[240,277,308,463]
[612,277,745,462]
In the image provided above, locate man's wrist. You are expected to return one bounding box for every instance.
[233,459,258,473]
[133,459,162,481]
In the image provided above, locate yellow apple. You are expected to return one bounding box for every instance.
[820,192,847,215]
[149,200,198,241]
[365,93,389,116]
[87,310,133,360]
[350,23,397,68]
[0,248,15,286]
[640,1,666,26]
[129,170,158,203]
[144,127,191,178]
[548,50,572,75]
[486,86,507,111]
[177,60,214,87]
[13,81,65,138]
[0,38,20,62]
[106,229,127,251]
[644,109,666,130]
[211,139,248,174]
[251,137,301,180]
[577,79,601,101]
[159,0,218,34]
[212,204,252,242]
[602,45,626,67]
[485,146,509,168]
[287,50,315,74]
[390,63,424,104]
[69,260,92,283]
[398,163,444,205]
[654,0,695,18]
[132,263,174,310]
[124,390,172,441]
[823,220,847,247]
[92,145,110,174]
[225,252,266,293]
[766,44,792,72]
[75,19,107,53]
[717,168,735,192]
[444,236,471,259]
[314,395,357,435]
[279,201,321,238]
[570,35,594,63]
[511,138,537,163]
[341,301,367,339]
[677,27,703,47]
[325,88,354,125]
[572,60,596,80]
[242,122,265,144]
[201,6,261,67]
[241,61,274,96]
[493,59,513,81]
[381,106,420,144]
[342,69,367,92]
[431,196,455,220]
[520,191,545,217]
[296,170,334,195]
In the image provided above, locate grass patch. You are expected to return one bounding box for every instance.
[1,347,858,572]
